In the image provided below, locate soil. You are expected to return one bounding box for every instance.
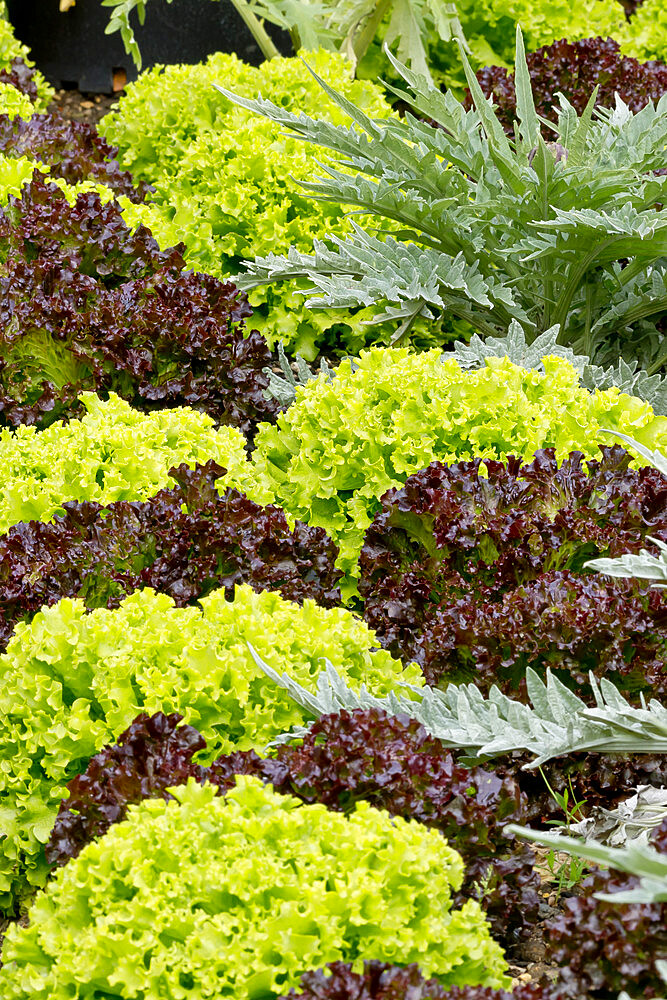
[47,88,121,125]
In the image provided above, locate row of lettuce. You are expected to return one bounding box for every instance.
[0,7,665,999]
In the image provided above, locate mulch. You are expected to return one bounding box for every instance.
[47,88,121,125]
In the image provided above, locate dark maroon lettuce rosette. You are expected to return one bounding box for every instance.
[359,447,667,697]
[0,175,280,436]
[0,461,341,650]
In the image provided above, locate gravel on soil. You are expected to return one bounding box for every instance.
[47,88,120,125]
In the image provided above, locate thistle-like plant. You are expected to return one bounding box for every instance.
[452,321,667,414]
[266,321,667,410]
[98,0,465,77]
[98,0,150,67]
[588,537,667,587]
[568,786,667,848]
[263,342,336,406]
[99,0,285,67]
[230,0,467,79]
[508,822,667,1000]
[221,27,667,373]
[248,645,667,766]
[506,825,667,906]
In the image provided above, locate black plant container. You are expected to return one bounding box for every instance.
[6,0,292,93]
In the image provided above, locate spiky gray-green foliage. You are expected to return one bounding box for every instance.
[248,645,667,766]
[222,28,667,373]
[97,1,153,67]
[569,787,667,848]
[587,539,667,588]
[585,433,667,584]
[452,322,667,415]
[99,0,465,77]
[509,824,667,999]
[581,360,667,417]
[506,826,667,906]
[593,432,667,479]
[231,0,467,79]
[264,343,337,406]
[267,321,667,410]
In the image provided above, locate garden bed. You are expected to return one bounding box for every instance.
[0,1,665,998]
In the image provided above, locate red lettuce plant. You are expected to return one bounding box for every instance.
[409,572,667,695]
[359,448,667,697]
[45,712,210,865]
[542,820,667,998]
[46,707,538,945]
[0,461,341,650]
[0,112,151,201]
[0,57,42,104]
[277,963,450,1000]
[0,175,279,436]
[473,37,667,133]
[261,708,540,945]
[275,963,549,1000]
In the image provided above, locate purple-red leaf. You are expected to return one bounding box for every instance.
[359,449,667,697]
[0,461,341,650]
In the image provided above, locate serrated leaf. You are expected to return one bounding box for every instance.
[252,644,667,766]
[506,826,667,905]
[566,85,599,168]
[217,40,667,366]
[569,786,667,848]
[513,25,540,152]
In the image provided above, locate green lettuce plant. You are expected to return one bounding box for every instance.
[0,152,44,199]
[0,81,34,120]
[226,29,667,372]
[101,50,460,359]
[617,0,667,64]
[425,0,667,87]
[266,322,667,413]
[0,582,421,909]
[451,322,667,414]
[0,392,257,533]
[0,777,509,996]
[250,346,667,595]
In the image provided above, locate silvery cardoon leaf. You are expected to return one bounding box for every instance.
[249,644,667,766]
[569,786,667,847]
[506,825,667,905]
